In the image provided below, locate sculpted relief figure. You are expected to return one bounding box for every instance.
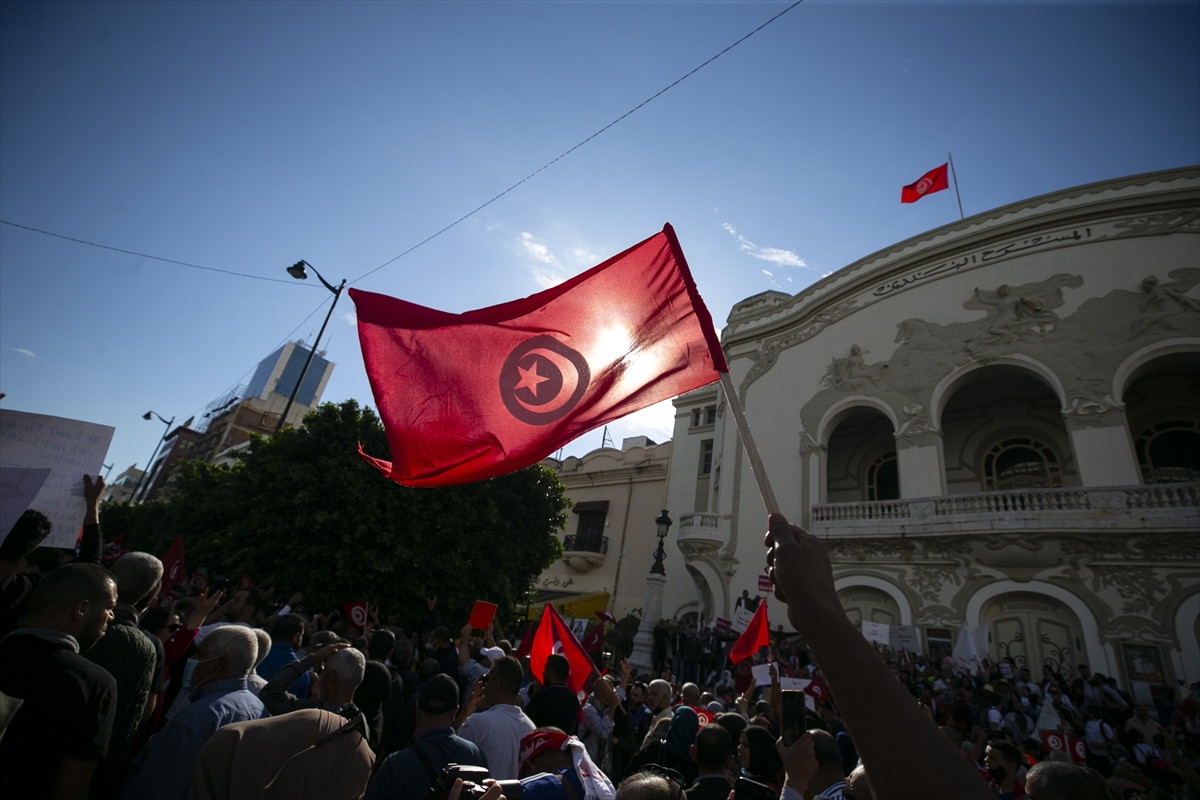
[823,344,888,390]
[967,273,1082,344]
[1123,270,1200,342]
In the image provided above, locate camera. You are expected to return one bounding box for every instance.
[428,765,520,800]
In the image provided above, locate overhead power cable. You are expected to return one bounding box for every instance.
[0,220,316,287]
[350,0,805,285]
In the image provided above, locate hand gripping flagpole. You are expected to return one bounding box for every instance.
[717,371,780,517]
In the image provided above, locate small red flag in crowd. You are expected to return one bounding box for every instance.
[529,604,596,701]
[343,602,368,630]
[240,573,256,589]
[581,623,605,653]
[514,620,535,660]
[161,535,186,592]
[352,224,728,487]
[901,163,949,203]
[729,602,770,664]
[1040,731,1066,753]
[594,610,618,625]
[804,674,829,703]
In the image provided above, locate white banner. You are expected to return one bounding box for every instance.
[0,410,114,548]
[861,620,890,645]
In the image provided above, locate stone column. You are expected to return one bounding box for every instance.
[895,431,946,498]
[1064,415,1142,486]
[629,573,667,675]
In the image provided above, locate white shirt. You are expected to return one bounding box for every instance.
[578,697,615,768]
[457,703,536,781]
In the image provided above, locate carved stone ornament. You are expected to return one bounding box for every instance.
[1090,565,1165,615]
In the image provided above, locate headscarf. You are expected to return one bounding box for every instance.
[664,706,699,761]
[742,724,784,784]
[517,730,615,800]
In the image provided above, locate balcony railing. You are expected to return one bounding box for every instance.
[811,483,1199,536]
[563,535,608,555]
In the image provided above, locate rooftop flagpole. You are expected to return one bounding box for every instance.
[948,152,965,220]
[717,371,780,517]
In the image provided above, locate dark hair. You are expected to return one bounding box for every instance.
[23,546,71,575]
[140,607,172,633]
[1025,761,1110,800]
[694,723,732,771]
[368,629,395,659]
[487,656,524,696]
[713,711,747,748]
[29,563,115,616]
[0,510,53,562]
[392,638,414,666]
[988,739,1023,766]
[273,613,306,644]
[417,657,441,683]
[239,587,265,615]
[742,724,784,782]
[544,653,570,683]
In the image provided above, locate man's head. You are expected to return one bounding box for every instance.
[691,723,732,775]
[225,587,265,624]
[1024,761,1110,800]
[615,773,678,799]
[681,682,700,707]
[110,552,163,607]
[416,674,459,730]
[1078,664,1090,678]
[0,510,53,569]
[431,626,452,647]
[253,629,272,667]
[392,637,414,667]
[845,764,872,800]
[27,562,117,650]
[417,657,441,684]
[272,613,307,647]
[1020,667,1031,682]
[543,654,570,686]
[195,625,259,685]
[367,630,395,661]
[629,682,647,708]
[985,740,1022,785]
[319,647,367,704]
[807,729,843,786]
[483,656,524,706]
[646,679,672,713]
[1135,705,1150,720]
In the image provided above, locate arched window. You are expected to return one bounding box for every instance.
[866,452,899,501]
[981,437,1062,491]
[1136,420,1200,483]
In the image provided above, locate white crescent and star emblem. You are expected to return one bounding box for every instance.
[500,336,591,425]
[915,177,933,194]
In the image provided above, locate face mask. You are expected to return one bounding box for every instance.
[183,657,217,691]
[987,766,1007,782]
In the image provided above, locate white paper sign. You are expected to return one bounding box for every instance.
[889,624,922,653]
[1132,680,1154,706]
[779,678,817,711]
[861,620,890,645]
[751,663,774,686]
[732,606,756,634]
[570,618,588,639]
[1036,700,1062,731]
[0,410,114,548]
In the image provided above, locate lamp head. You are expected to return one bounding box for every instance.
[655,509,672,537]
[287,261,309,280]
[143,412,153,421]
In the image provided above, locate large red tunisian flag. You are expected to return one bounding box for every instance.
[728,602,770,664]
[161,535,186,593]
[529,603,597,701]
[351,224,728,487]
[901,163,949,203]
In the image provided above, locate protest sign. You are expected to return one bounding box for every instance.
[570,617,589,640]
[1036,701,1062,731]
[732,606,756,634]
[469,600,498,630]
[751,663,774,686]
[758,573,772,592]
[889,624,921,653]
[999,662,1014,679]
[0,410,114,548]
[0,467,51,544]
[714,617,732,636]
[861,620,890,645]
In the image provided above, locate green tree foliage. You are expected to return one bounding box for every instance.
[101,400,568,627]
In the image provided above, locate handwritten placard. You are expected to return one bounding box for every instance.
[861,620,890,645]
[0,410,114,548]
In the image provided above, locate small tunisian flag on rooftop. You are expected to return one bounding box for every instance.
[352,224,727,487]
[901,163,949,203]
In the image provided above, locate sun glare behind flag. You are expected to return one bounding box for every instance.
[352,224,727,487]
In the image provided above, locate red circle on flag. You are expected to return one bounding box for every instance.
[500,336,591,425]
[916,177,933,195]
[1046,734,1063,751]
[1072,739,1086,760]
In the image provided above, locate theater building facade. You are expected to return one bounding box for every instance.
[661,166,1200,696]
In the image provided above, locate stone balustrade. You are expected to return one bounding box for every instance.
[811,483,1200,537]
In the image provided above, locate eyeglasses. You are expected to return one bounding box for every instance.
[637,764,686,798]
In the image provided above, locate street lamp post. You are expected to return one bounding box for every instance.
[128,411,174,504]
[630,509,672,675]
[275,261,346,434]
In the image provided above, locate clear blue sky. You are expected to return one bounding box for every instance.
[2,1,1198,482]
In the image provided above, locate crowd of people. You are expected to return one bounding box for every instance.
[1,481,1198,800]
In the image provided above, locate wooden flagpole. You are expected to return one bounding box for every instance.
[948,151,965,220]
[717,371,780,517]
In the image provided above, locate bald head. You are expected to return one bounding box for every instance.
[615,773,674,800]
[1024,762,1109,800]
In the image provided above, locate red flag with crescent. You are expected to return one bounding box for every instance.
[351,224,727,487]
[161,535,186,593]
[529,603,597,702]
[343,602,368,630]
[901,163,949,203]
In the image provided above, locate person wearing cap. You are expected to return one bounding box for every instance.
[366,674,486,800]
[456,657,535,780]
